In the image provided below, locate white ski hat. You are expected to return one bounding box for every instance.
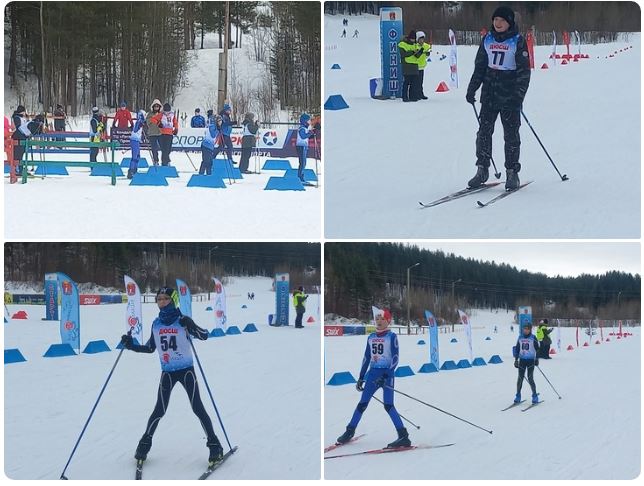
[416,31,426,40]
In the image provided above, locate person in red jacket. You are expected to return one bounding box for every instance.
[150,103,179,166]
[113,101,133,129]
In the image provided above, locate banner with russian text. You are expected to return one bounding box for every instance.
[124,275,143,345]
[379,7,403,98]
[458,309,473,362]
[274,273,290,326]
[176,278,192,318]
[526,28,535,69]
[58,273,80,350]
[212,278,227,330]
[44,272,59,321]
[449,29,459,88]
[425,310,440,369]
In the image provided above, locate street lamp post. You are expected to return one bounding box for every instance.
[407,263,421,335]
[207,246,219,297]
[451,278,462,332]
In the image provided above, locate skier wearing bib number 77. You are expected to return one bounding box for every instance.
[120,287,224,466]
[335,308,411,448]
[466,6,531,192]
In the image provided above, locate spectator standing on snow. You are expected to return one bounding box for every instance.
[466,6,531,191]
[113,101,134,129]
[398,30,422,102]
[145,99,163,165]
[239,112,259,174]
[151,103,179,166]
[89,106,105,162]
[415,31,432,100]
[353,29,359,38]
[341,29,347,38]
[296,113,316,183]
[217,104,235,164]
[293,286,308,328]
[536,319,554,359]
[191,108,206,128]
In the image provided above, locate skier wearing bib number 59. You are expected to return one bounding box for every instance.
[466,6,531,191]
[120,287,224,466]
[336,308,411,448]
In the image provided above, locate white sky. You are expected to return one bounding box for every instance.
[412,242,641,277]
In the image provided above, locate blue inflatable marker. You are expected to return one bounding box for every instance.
[472,357,487,366]
[43,343,77,358]
[417,340,426,345]
[34,164,69,175]
[262,159,292,170]
[225,326,241,335]
[90,165,124,177]
[210,328,226,338]
[241,305,248,309]
[206,306,213,311]
[327,371,357,386]
[324,94,349,110]
[418,362,438,373]
[264,176,305,191]
[82,340,111,354]
[5,349,26,364]
[456,359,472,369]
[120,157,149,169]
[394,365,415,377]
[187,174,226,188]
[331,63,341,69]
[488,355,503,364]
[485,336,492,341]
[440,360,458,370]
[130,171,167,186]
[243,323,258,333]
[450,338,458,343]
[147,165,179,178]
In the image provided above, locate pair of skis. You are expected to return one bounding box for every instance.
[135,446,238,480]
[501,400,544,412]
[324,434,455,460]
[419,181,533,209]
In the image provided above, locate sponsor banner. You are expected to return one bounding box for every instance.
[526,28,535,69]
[100,295,124,304]
[324,326,344,337]
[379,7,404,98]
[4,292,13,304]
[124,275,143,345]
[111,126,319,159]
[274,273,290,326]
[80,294,101,305]
[425,310,440,369]
[449,29,459,88]
[10,294,46,305]
[176,278,192,318]
[44,272,59,320]
[343,326,366,336]
[518,306,532,334]
[58,273,80,350]
[212,278,227,330]
[458,309,473,362]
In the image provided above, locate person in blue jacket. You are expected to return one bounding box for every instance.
[336,309,411,448]
[127,110,146,179]
[199,115,221,175]
[512,322,540,404]
[217,103,235,164]
[296,113,315,183]
[120,287,224,465]
[191,108,206,128]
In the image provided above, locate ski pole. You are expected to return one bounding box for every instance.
[371,395,420,430]
[188,338,234,451]
[385,385,493,434]
[521,110,569,181]
[172,134,198,171]
[214,133,234,185]
[470,102,502,179]
[60,332,130,479]
[535,364,562,399]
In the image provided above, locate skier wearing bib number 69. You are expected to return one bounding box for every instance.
[336,308,411,448]
[120,287,224,466]
[512,322,540,404]
[466,6,531,192]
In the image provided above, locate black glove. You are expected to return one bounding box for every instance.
[375,374,388,387]
[356,379,365,391]
[121,334,133,350]
[415,49,424,57]
[514,359,519,369]
[535,359,539,367]
[466,91,476,104]
[179,315,198,333]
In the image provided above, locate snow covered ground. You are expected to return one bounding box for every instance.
[324,309,640,479]
[5,277,321,479]
[4,34,321,240]
[324,15,641,238]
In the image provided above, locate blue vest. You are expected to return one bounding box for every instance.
[367,331,398,369]
[152,318,194,372]
[296,125,311,147]
[484,32,519,71]
[516,335,538,360]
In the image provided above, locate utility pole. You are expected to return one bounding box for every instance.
[451,278,462,332]
[217,1,230,110]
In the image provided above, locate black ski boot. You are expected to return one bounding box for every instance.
[467,165,489,188]
[336,426,356,444]
[505,169,520,191]
[207,438,224,463]
[387,427,411,448]
[135,434,153,461]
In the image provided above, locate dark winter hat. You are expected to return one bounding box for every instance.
[16,105,26,114]
[298,286,304,292]
[56,104,63,109]
[492,6,515,27]
[540,318,549,325]
[163,103,172,112]
[522,322,532,329]
[120,101,127,108]
[157,287,175,298]
[207,109,214,117]
[407,30,416,41]
[195,108,200,113]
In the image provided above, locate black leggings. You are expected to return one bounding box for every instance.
[144,366,217,442]
[517,363,537,395]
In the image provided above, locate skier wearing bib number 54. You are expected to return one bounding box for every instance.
[336,308,411,449]
[466,6,531,191]
[120,287,224,465]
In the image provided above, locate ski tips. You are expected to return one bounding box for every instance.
[494,172,502,179]
[562,174,569,181]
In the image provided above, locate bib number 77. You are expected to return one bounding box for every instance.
[491,50,506,66]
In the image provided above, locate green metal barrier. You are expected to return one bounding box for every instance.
[21,139,121,185]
